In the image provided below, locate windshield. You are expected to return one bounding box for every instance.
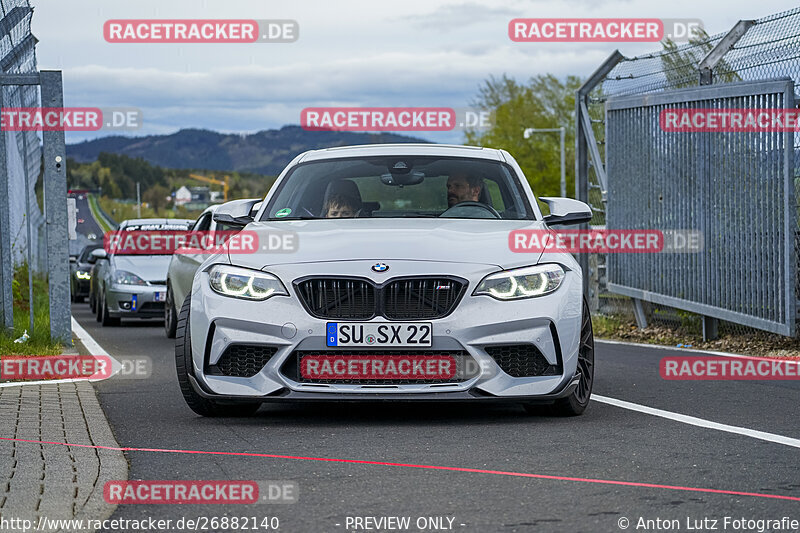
[78,244,102,262]
[110,222,192,256]
[261,156,534,221]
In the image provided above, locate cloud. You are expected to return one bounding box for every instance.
[37,0,800,146]
[401,2,518,30]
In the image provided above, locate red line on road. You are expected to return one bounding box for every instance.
[1,436,798,502]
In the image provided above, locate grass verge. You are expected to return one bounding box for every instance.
[592,314,800,358]
[0,263,63,356]
[88,194,115,233]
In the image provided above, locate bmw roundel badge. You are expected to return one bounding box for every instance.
[371,262,389,273]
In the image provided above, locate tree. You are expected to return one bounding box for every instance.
[143,184,170,215]
[464,74,582,197]
[660,28,741,88]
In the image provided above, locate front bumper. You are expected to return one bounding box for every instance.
[188,260,584,401]
[73,278,91,297]
[106,284,167,318]
[188,371,582,403]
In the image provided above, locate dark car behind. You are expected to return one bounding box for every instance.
[70,243,102,303]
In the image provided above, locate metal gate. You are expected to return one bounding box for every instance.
[604,79,797,336]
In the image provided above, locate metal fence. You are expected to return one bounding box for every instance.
[0,0,43,269]
[576,7,800,339]
[0,0,71,343]
[606,80,795,336]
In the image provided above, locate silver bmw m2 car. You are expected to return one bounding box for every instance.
[176,144,595,417]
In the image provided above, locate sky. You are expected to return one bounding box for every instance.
[27,0,800,144]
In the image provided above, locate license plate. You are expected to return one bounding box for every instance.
[326,322,432,347]
[154,292,165,302]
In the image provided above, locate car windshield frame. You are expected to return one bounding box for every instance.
[260,155,537,222]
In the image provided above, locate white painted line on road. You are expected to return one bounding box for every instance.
[592,394,800,449]
[0,317,118,388]
[596,338,800,364]
[0,378,85,388]
[71,315,107,356]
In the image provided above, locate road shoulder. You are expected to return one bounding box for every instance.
[0,328,128,532]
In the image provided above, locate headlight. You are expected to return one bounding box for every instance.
[113,270,148,286]
[76,271,91,280]
[208,264,288,301]
[474,264,565,300]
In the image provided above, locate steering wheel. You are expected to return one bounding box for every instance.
[439,201,501,219]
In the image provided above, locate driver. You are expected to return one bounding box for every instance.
[446,173,483,207]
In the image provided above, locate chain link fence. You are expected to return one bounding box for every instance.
[580,7,800,347]
[1,0,45,271]
[0,1,72,344]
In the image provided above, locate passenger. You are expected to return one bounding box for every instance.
[323,193,362,218]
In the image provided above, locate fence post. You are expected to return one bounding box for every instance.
[575,50,623,308]
[40,70,71,345]
[698,20,754,85]
[0,86,11,333]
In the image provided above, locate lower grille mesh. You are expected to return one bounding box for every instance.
[484,345,558,377]
[211,344,278,378]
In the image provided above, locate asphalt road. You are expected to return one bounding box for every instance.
[69,194,105,256]
[70,304,800,533]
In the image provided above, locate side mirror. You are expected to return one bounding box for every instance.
[539,197,593,226]
[69,256,77,263]
[213,198,260,227]
[90,248,108,260]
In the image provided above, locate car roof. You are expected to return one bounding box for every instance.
[119,218,194,228]
[297,143,506,163]
[199,204,221,216]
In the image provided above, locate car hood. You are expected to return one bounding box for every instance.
[111,255,172,283]
[229,218,547,270]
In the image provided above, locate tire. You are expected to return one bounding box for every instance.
[74,296,84,303]
[164,283,177,339]
[525,298,594,417]
[100,291,121,327]
[90,292,97,314]
[175,294,261,417]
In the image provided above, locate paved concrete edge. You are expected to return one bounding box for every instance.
[71,382,128,531]
[70,337,129,532]
[0,334,128,533]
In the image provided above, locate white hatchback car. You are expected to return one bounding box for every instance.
[176,144,594,417]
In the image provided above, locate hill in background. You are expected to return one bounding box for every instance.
[67,126,431,176]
